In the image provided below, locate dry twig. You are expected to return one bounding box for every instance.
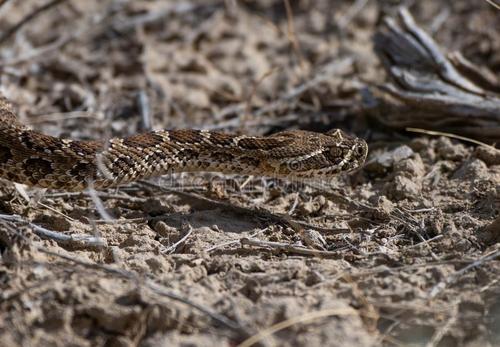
[0,213,106,247]
[0,0,69,45]
[162,224,194,254]
[138,180,350,234]
[428,249,500,298]
[425,300,459,347]
[240,237,340,258]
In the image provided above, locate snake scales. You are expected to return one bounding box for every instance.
[0,95,368,191]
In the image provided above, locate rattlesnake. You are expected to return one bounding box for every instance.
[0,95,368,191]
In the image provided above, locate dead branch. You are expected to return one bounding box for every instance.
[367,8,500,143]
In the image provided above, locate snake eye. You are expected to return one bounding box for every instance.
[355,144,365,157]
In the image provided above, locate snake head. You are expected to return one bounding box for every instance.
[276,129,368,178]
[324,128,368,174]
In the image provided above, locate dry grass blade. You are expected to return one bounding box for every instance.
[241,67,280,131]
[406,127,498,150]
[162,224,194,254]
[484,0,500,10]
[283,0,306,71]
[236,307,357,347]
[86,183,114,222]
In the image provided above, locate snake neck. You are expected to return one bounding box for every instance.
[98,130,291,188]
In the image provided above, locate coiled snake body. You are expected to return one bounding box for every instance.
[0,95,368,191]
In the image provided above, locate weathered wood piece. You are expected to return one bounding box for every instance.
[368,8,500,143]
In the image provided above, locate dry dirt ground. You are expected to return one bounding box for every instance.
[0,1,500,346]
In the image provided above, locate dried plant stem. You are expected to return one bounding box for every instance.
[428,249,500,298]
[406,127,498,150]
[0,0,69,45]
[0,213,106,247]
[283,0,306,71]
[237,307,357,347]
[240,237,340,258]
[484,0,500,10]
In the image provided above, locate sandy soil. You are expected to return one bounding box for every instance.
[0,1,499,346]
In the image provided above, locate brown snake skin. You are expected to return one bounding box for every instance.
[0,95,368,191]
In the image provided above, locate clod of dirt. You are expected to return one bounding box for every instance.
[436,137,469,161]
[385,175,422,201]
[364,145,414,175]
[297,195,328,216]
[423,209,445,236]
[409,137,438,163]
[304,269,326,286]
[378,148,426,201]
[141,198,173,216]
[368,195,394,220]
[475,146,500,166]
[300,229,327,250]
[32,214,71,232]
[153,221,180,239]
[452,159,489,180]
[408,137,430,152]
[394,153,426,179]
[478,216,500,246]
